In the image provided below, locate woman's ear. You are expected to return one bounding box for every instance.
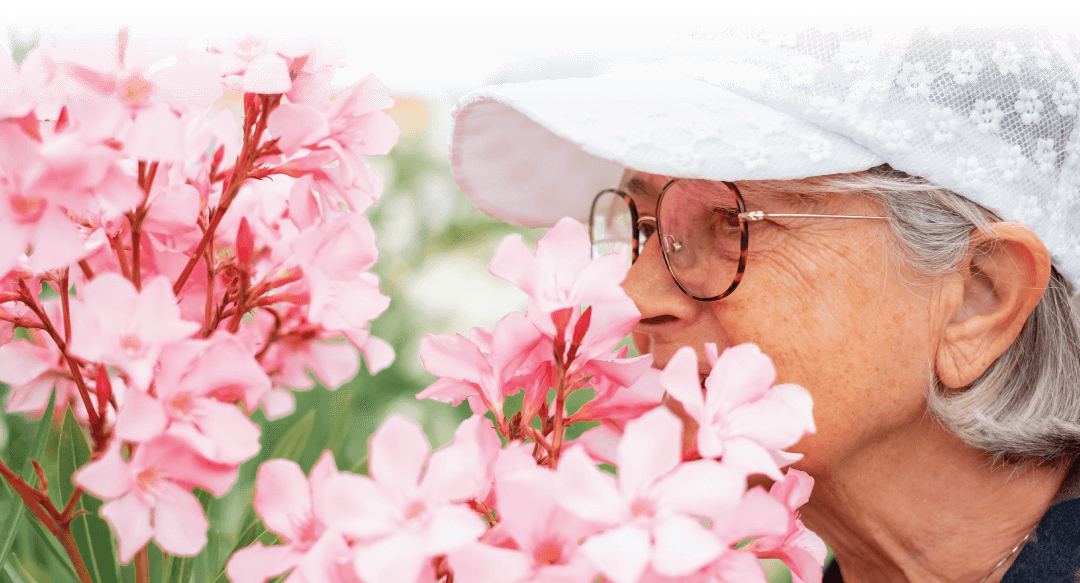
[935,223,1051,389]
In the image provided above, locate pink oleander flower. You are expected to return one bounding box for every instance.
[74,434,238,563]
[320,415,489,583]
[448,463,601,583]
[488,217,638,337]
[660,344,815,480]
[556,408,746,583]
[226,452,358,583]
[288,212,391,344]
[268,75,398,213]
[484,218,650,419]
[215,37,339,96]
[574,356,665,423]
[746,470,828,583]
[113,333,269,465]
[0,118,121,277]
[418,311,544,419]
[68,274,200,390]
[638,486,794,583]
[0,337,82,421]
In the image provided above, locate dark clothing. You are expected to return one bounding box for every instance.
[822,497,1080,582]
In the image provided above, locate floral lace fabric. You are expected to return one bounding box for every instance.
[676,28,1080,286]
[450,27,1080,289]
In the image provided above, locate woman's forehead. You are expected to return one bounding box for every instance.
[619,169,850,210]
[618,172,721,200]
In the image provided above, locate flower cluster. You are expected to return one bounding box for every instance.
[230,218,826,583]
[0,32,397,568]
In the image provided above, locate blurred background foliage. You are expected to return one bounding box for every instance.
[0,28,797,583]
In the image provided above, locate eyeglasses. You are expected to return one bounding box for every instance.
[589,179,888,301]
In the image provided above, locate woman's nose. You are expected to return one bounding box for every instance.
[621,232,697,325]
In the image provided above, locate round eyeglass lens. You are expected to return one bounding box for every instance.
[657,181,743,299]
[590,190,635,265]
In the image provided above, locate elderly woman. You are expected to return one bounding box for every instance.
[447,29,1080,582]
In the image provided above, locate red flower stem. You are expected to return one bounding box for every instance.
[521,425,553,454]
[16,280,99,430]
[135,547,149,583]
[0,455,94,583]
[172,94,281,298]
[252,309,282,363]
[77,260,94,281]
[202,240,215,337]
[60,269,71,345]
[130,161,158,292]
[0,311,45,329]
[130,227,142,291]
[548,362,569,469]
[109,234,132,282]
[59,486,84,521]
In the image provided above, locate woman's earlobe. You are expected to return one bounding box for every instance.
[935,223,1052,389]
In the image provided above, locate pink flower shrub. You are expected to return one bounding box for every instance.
[73,435,238,562]
[0,29,827,583]
[0,31,399,575]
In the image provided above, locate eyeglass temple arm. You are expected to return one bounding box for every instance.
[738,211,887,221]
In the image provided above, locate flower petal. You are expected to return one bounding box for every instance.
[579,524,651,583]
[369,415,429,499]
[555,446,627,525]
[225,543,302,583]
[616,408,682,499]
[152,481,209,557]
[253,459,312,541]
[114,388,169,443]
[100,493,153,564]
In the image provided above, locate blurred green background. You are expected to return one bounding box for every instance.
[0,29,799,583]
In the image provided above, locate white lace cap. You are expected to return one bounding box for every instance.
[450,27,1080,290]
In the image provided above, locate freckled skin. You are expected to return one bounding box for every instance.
[621,172,934,477]
[618,171,1066,583]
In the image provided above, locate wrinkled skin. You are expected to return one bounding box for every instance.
[617,170,1068,583]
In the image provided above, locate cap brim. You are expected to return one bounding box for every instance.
[450,68,884,227]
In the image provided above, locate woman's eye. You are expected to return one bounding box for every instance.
[639,223,657,240]
[712,207,740,225]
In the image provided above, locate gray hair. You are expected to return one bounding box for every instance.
[741,164,1080,464]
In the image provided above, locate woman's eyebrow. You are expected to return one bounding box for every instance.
[624,176,656,200]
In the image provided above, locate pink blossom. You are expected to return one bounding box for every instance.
[574,355,664,423]
[215,37,339,96]
[660,345,815,480]
[319,415,489,583]
[746,470,827,583]
[418,311,544,419]
[226,452,358,583]
[113,334,268,464]
[68,274,200,390]
[74,434,238,563]
[269,74,398,212]
[0,337,82,421]
[556,408,746,583]
[489,217,636,335]
[288,213,390,336]
[450,463,601,583]
[0,120,113,277]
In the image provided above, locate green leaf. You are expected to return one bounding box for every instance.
[58,407,120,583]
[209,522,265,583]
[24,516,78,581]
[323,389,355,456]
[163,552,194,583]
[267,410,316,463]
[0,388,56,573]
[147,542,164,583]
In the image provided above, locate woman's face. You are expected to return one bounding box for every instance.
[619,171,944,478]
